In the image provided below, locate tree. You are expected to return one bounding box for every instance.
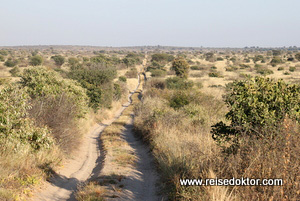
[172,57,190,79]
[51,55,65,67]
[30,55,43,66]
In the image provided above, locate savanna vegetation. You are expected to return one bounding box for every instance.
[0,46,299,200]
[0,47,140,200]
[133,48,300,200]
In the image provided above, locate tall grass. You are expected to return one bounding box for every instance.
[134,78,299,200]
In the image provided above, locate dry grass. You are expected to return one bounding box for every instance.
[133,75,300,200]
[0,141,62,200]
[134,84,229,200]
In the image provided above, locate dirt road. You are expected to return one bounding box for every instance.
[32,57,160,201]
[32,93,137,201]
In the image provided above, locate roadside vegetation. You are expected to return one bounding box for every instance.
[0,47,300,200]
[0,48,139,200]
[134,75,299,200]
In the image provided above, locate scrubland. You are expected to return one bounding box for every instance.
[134,49,300,200]
[0,47,299,200]
[0,48,143,200]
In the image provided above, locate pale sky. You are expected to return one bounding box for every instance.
[0,0,299,47]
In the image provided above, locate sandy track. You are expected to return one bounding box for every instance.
[117,119,160,201]
[32,80,141,201]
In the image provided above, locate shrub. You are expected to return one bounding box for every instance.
[150,69,166,77]
[151,53,174,63]
[277,67,284,71]
[21,67,89,152]
[256,68,273,76]
[208,71,223,77]
[253,55,264,63]
[190,65,203,70]
[147,78,166,90]
[165,77,194,90]
[216,57,224,61]
[0,85,54,150]
[172,57,190,79]
[4,58,18,67]
[29,55,43,66]
[212,77,300,152]
[289,66,296,72]
[169,91,190,109]
[51,55,65,67]
[225,66,238,71]
[113,83,122,101]
[118,76,127,82]
[270,56,282,67]
[68,64,117,109]
[9,66,20,76]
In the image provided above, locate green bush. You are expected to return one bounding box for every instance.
[68,64,117,109]
[51,55,65,66]
[165,77,194,90]
[190,65,203,70]
[289,66,296,72]
[256,68,273,76]
[150,69,166,77]
[0,85,54,150]
[0,55,4,62]
[113,83,122,101]
[29,55,43,66]
[118,76,127,82]
[169,91,190,109]
[151,53,174,63]
[208,71,223,77]
[212,77,300,152]
[4,58,18,67]
[270,56,282,67]
[21,67,89,118]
